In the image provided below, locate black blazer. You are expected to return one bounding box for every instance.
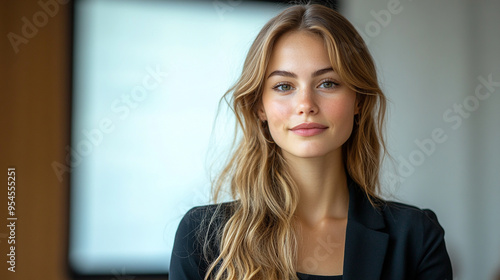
[170,178,453,279]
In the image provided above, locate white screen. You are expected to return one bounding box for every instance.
[69,0,286,275]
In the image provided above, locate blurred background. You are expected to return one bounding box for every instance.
[1,0,499,279]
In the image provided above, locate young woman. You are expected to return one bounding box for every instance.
[170,3,452,280]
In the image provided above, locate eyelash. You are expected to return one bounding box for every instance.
[272,79,340,92]
[318,79,340,89]
[273,82,294,92]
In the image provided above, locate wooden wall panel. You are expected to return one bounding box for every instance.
[1,1,70,279]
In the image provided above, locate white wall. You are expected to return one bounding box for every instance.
[342,0,500,279]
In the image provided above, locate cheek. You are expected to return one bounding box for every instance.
[263,99,291,124]
[323,96,356,123]
[262,99,292,143]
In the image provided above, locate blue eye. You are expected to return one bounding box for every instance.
[273,83,293,92]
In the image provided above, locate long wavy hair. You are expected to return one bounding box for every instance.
[202,3,387,280]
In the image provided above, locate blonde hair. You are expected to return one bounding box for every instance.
[203,3,387,279]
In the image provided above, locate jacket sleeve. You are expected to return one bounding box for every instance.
[415,209,453,280]
[169,207,207,280]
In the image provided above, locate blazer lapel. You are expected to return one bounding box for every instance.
[342,178,389,280]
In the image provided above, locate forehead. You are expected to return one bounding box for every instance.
[266,31,332,74]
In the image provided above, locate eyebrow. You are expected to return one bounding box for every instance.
[266,67,334,79]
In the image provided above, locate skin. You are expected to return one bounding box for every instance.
[257,30,358,275]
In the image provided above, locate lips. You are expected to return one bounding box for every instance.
[291,123,328,130]
[290,122,328,136]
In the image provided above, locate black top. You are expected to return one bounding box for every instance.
[297,272,342,279]
[169,176,452,280]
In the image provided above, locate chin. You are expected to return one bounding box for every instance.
[282,147,341,160]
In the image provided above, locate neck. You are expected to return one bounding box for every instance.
[285,150,349,226]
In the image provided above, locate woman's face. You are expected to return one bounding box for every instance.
[258,31,358,161]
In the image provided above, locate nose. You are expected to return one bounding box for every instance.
[296,86,318,115]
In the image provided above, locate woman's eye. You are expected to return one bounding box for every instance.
[274,83,293,92]
[319,80,338,89]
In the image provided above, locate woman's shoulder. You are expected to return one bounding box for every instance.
[372,199,452,277]
[182,200,237,217]
[381,200,442,224]
[171,202,237,279]
[378,199,446,240]
[174,202,234,256]
[178,201,237,232]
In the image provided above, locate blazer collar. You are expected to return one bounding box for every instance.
[343,176,389,280]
